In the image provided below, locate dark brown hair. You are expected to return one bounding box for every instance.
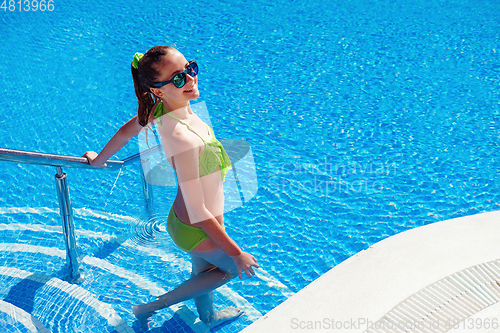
[131,46,175,126]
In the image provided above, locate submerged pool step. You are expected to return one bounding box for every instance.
[0,241,262,332]
[0,299,50,333]
[0,267,133,333]
[0,244,211,332]
[0,207,134,254]
[0,207,281,332]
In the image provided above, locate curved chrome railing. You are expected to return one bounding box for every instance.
[0,146,161,170]
[0,146,161,283]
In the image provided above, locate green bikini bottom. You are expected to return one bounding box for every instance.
[166,206,225,252]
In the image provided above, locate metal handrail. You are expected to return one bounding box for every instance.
[0,145,161,170]
[0,145,160,283]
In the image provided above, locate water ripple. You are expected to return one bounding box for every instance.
[126,214,171,249]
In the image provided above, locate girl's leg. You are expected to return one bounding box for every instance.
[191,251,243,328]
[190,254,217,323]
[133,248,240,327]
[132,265,230,326]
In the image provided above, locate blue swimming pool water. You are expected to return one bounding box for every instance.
[1,0,499,331]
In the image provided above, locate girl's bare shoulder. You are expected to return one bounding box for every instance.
[161,122,201,157]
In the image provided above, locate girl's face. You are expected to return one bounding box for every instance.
[150,50,200,104]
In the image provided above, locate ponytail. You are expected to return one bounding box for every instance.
[131,46,175,127]
[131,64,157,126]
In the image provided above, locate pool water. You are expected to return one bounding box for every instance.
[1,0,499,332]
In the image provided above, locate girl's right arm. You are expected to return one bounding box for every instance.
[83,115,144,167]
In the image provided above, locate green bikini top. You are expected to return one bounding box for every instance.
[154,102,232,181]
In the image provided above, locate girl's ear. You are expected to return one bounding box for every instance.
[150,87,163,98]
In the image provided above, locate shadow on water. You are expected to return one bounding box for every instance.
[3,273,50,314]
[92,236,128,259]
[132,312,196,333]
[131,309,243,333]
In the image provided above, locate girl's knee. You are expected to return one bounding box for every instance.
[191,264,217,277]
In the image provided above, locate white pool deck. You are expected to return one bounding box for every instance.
[242,210,500,333]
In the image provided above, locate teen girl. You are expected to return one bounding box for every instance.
[83,46,258,328]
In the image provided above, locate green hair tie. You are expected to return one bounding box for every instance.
[132,52,144,69]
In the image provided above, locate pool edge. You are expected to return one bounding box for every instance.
[242,210,500,332]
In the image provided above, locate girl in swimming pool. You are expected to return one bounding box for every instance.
[83,46,258,329]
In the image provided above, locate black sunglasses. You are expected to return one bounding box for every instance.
[151,61,198,89]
